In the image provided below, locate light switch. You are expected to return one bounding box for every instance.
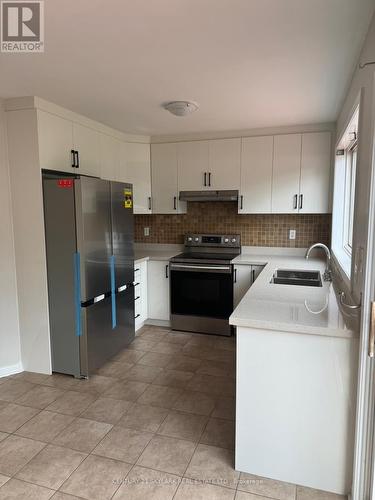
[289,229,296,240]
[144,227,150,237]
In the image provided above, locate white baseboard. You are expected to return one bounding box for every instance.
[0,362,23,378]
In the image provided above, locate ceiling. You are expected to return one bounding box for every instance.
[0,0,374,136]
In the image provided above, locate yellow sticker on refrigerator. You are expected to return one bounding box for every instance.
[124,190,133,209]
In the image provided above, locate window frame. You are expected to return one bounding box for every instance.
[331,102,360,280]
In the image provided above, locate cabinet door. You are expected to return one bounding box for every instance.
[240,136,273,213]
[37,110,73,172]
[251,265,264,283]
[116,141,128,183]
[208,138,240,190]
[272,134,302,214]
[178,141,209,191]
[124,143,152,214]
[73,123,100,177]
[147,261,170,321]
[234,265,252,308]
[100,133,120,181]
[299,132,331,214]
[151,143,183,214]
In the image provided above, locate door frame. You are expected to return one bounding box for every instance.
[351,76,375,500]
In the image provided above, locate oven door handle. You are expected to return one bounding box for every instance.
[170,263,232,274]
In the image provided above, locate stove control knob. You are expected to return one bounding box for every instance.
[231,238,236,243]
[187,237,193,242]
[194,237,199,242]
[224,238,229,243]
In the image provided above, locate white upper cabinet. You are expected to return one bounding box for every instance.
[124,142,152,214]
[37,110,73,172]
[299,132,331,214]
[38,111,101,177]
[151,143,186,214]
[272,134,302,214]
[116,141,129,183]
[72,123,100,177]
[208,138,241,190]
[240,136,273,213]
[178,141,209,191]
[99,133,120,181]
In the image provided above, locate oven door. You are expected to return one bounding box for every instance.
[170,263,233,319]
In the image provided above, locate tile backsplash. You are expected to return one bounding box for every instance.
[135,202,331,248]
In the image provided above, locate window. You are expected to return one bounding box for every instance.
[332,105,359,278]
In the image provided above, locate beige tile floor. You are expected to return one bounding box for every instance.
[0,326,346,500]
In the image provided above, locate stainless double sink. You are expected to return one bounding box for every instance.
[272,269,322,287]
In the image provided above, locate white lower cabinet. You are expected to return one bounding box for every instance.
[134,261,148,331]
[234,264,264,308]
[147,260,170,321]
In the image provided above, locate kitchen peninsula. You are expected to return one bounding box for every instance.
[230,252,358,495]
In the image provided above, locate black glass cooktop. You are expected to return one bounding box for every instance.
[171,252,239,263]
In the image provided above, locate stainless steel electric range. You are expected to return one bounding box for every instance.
[170,234,241,336]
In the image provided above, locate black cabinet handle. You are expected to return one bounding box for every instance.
[293,194,298,210]
[208,172,211,187]
[240,195,244,210]
[203,172,207,187]
[252,269,255,283]
[165,264,169,279]
[299,194,303,210]
[148,197,152,210]
[71,150,76,168]
[135,296,140,300]
[134,314,140,319]
[74,151,79,168]
[234,268,237,283]
[173,196,177,210]
[134,268,140,272]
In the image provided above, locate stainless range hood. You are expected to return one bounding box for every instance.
[179,190,238,202]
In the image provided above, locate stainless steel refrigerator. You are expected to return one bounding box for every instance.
[43,176,135,378]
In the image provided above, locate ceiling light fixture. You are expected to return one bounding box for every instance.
[163,101,199,117]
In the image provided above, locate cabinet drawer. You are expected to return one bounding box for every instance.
[134,267,141,283]
[134,296,142,316]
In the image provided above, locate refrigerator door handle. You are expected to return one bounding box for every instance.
[110,255,117,329]
[73,252,82,336]
[93,294,105,303]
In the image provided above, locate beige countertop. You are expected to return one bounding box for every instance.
[230,253,358,339]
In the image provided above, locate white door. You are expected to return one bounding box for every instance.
[73,123,100,177]
[100,133,120,181]
[178,141,209,191]
[234,265,252,308]
[151,143,185,214]
[240,136,273,213]
[272,134,302,214]
[124,142,152,214]
[37,110,73,172]
[208,138,241,190]
[299,132,331,214]
[148,260,170,321]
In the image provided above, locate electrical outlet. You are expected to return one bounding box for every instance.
[289,229,296,240]
[144,227,150,237]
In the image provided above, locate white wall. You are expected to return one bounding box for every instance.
[335,13,375,301]
[0,100,22,376]
[6,109,52,374]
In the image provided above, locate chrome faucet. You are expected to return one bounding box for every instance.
[305,243,332,281]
